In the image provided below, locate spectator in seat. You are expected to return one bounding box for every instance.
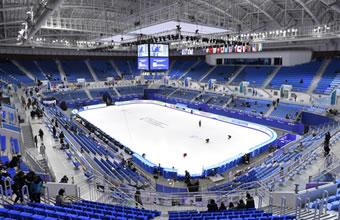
[246,193,255,209]
[219,203,227,211]
[207,199,218,212]
[237,199,246,210]
[56,188,72,205]
[59,175,69,183]
[228,202,235,209]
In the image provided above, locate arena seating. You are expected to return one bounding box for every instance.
[232,66,275,87]
[116,85,146,96]
[0,200,160,220]
[35,59,62,83]
[184,60,213,81]
[170,89,200,101]
[202,66,238,83]
[270,103,305,120]
[43,90,89,102]
[89,59,120,80]
[90,88,117,100]
[266,59,323,92]
[114,59,140,79]
[60,60,94,82]
[17,59,47,81]
[0,68,20,85]
[206,95,231,107]
[228,97,272,115]
[313,58,340,94]
[193,92,217,103]
[0,60,34,85]
[154,86,176,97]
[168,209,296,220]
[168,59,197,79]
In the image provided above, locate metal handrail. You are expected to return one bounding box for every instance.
[280,196,286,216]
[296,197,302,219]
[21,185,30,204]
[4,177,12,198]
[314,199,320,220]
[0,185,4,205]
[321,190,329,215]
[269,194,273,213]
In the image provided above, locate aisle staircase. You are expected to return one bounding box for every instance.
[21,123,35,149]
[226,66,245,85]
[261,205,338,219]
[85,60,99,82]
[307,58,332,94]
[55,59,68,83]
[199,66,217,82]
[178,60,201,80]
[262,66,281,88]
[12,60,35,81]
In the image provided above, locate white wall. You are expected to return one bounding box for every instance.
[206,50,312,66]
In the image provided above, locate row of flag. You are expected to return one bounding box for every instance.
[204,43,263,54]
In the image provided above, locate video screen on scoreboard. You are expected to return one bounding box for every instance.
[138,44,149,57]
[138,57,149,70]
[150,44,169,57]
[150,57,169,70]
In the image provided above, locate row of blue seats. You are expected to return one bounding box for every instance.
[17,59,46,81]
[35,59,62,83]
[168,59,197,79]
[169,210,295,220]
[89,60,120,80]
[0,60,35,86]
[60,60,94,82]
[313,58,340,94]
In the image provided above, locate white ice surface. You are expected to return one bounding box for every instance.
[78,103,272,175]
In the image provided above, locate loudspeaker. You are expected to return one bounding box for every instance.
[60,101,68,111]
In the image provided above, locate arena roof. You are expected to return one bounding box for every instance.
[0,0,339,50]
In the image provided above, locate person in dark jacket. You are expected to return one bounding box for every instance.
[237,199,246,210]
[228,202,235,209]
[207,199,218,212]
[246,193,255,209]
[38,129,44,141]
[13,171,26,204]
[219,203,227,211]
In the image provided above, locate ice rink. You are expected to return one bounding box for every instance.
[78,103,273,175]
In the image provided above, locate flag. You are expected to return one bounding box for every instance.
[213,48,217,53]
[216,47,220,53]
[237,45,242,52]
[221,46,224,53]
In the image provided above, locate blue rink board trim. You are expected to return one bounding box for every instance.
[78,100,277,178]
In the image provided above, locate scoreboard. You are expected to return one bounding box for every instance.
[137,43,169,71]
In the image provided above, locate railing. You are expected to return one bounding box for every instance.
[296,197,302,219]
[263,125,340,187]
[280,196,286,216]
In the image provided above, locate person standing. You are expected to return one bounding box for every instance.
[246,193,255,209]
[52,126,57,137]
[40,143,46,157]
[34,135,38,148]
[30,176,43,203]
[199,120,201,127]
[134,188,143,208]
[13,171,26,204]
[38,129,44,141]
